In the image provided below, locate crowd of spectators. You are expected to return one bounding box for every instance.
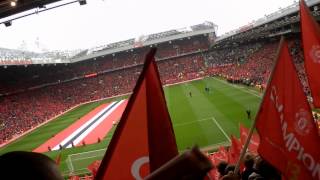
[159,54,205,84]
[0,37,208,144]
[205,42,262,67]
[0,36,207,96]
[0,50,148,95]
[0,35,313,145]
[289,39,311,96]
[205,41,278,87]
[212,153,281,180]
[205,37,311,97]
[156,36,209,59]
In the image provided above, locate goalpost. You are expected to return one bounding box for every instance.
[65,148,107,175]
[64,141,231,176]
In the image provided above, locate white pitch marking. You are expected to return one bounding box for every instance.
[211,117,231,142]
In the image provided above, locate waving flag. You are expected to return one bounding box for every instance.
[239,124,259,154]
[300,0,320,107]
[256,39,320,180]
[95,48,178,180]
[228,135,242,164]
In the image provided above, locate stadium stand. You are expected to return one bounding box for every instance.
[0,36,209,95]
[205,37,311,97]
[1,35,312,147]
[205,40,278,87]
[0,36,208,144]
[0,32,314,146]
[2,0,320,179]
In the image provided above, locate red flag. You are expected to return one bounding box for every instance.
[256,39,320,179]
[84,175,93,180]
[209,147,229,180]
[95,48,178,180]
[208,146,229,180]
[228,135,241,164]
[55,152,62,166]
[69,176,80,180]
[216,146,228,162]
[239,124,259,154]
[87,160,101,178]
[208,153,220,180]
[209,147,228,162]
[300,0,320,107]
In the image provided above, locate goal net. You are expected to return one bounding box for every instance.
[65,148,106,176]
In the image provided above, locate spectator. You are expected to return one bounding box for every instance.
[241,153,256,180]
[0,151,64,180]
[249,156,281,180]
[217,161,229,178]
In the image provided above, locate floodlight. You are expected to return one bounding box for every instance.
[10,1,16,7]
[78,0,86,5]
[4,21,12,27]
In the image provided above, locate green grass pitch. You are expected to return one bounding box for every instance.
[0,77,262,175]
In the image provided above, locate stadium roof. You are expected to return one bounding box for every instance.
[0,0,64,20]
[216,0,319,42]
[0,21,216,66]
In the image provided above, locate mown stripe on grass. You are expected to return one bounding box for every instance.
[212,77,262,98]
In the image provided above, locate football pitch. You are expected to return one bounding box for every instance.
[0,77,262,175]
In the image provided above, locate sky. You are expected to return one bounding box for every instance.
[0,0,296,52]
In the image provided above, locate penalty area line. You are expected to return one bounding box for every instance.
[211,117,231,142]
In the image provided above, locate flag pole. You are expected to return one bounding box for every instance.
[233,37,284,174]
